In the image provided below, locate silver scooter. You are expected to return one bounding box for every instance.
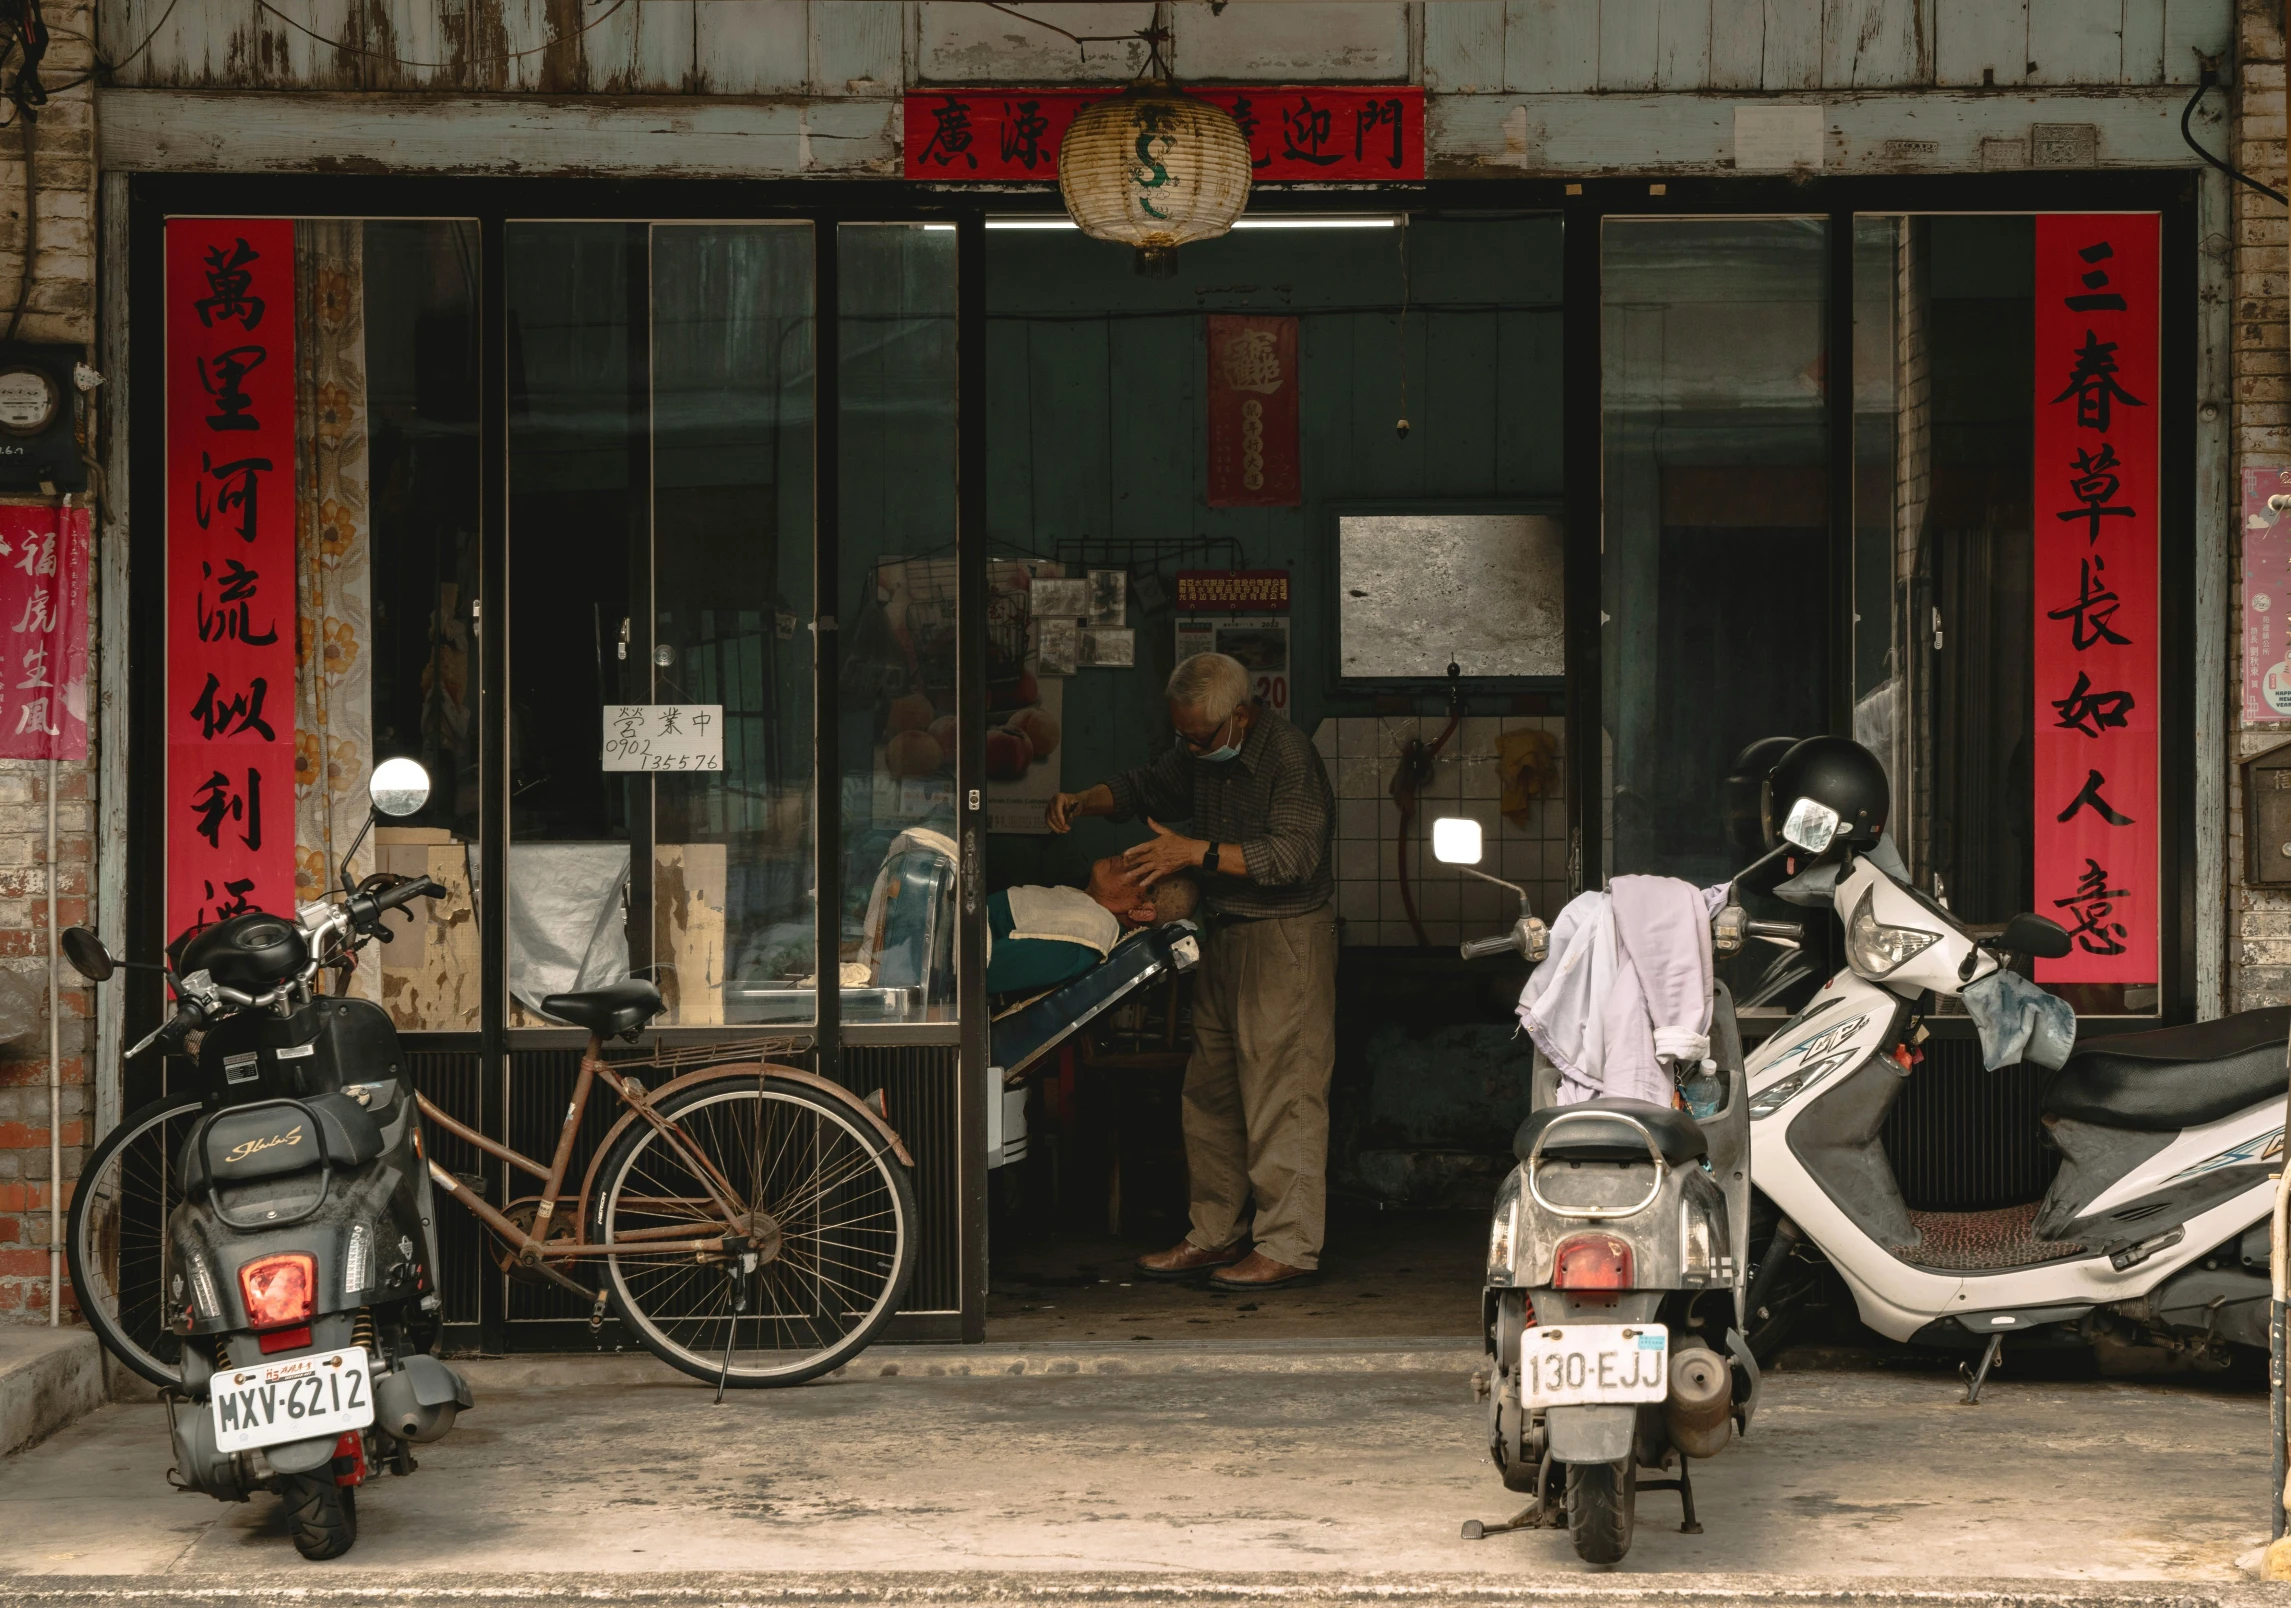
[1435,818,1774,1565]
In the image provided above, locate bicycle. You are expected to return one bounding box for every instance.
[69,911,919,1394]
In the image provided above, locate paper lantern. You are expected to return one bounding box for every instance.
[1058,87,1252,277]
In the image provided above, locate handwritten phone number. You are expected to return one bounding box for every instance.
[604,741,722,771]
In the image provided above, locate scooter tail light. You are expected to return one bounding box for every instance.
[238,1252,316,1330]
[1551,1233,1634,1290]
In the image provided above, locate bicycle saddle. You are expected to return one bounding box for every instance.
[540,978,665,1036]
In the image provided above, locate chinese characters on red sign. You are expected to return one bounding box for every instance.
[1206,316,1300,508]
[167,219,298,938]
[1175,570,1292,612]
[0,506,89,762]
[2033,214,2158,986]
[905,87,1424,182]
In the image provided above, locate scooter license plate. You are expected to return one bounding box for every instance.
[1518,1323,1669,1407]
[210,1345,374,1454]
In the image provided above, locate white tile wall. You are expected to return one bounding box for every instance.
[1311,717,1571,948]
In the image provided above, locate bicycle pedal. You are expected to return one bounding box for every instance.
[588,1289,609,1332]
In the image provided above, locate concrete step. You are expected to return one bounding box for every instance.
[450,1336,1484,1387]
[4,1572,2284,1607]
[0,1324,104,1456]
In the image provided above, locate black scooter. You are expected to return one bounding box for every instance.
[66,757,471,1560]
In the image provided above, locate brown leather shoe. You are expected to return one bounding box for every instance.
[1208,1250,1319,1291]
[1134,1237,1249,1281]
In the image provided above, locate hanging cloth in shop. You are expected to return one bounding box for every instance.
[291,219,374,905]
[1516,874,1719,1107]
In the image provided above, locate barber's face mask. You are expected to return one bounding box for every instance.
[1179,711,1244,764]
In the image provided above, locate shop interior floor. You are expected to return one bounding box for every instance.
[986,1205,1485,1343]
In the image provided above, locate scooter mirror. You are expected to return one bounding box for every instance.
[369,756,431,819]
[1999,911,2073,960]
[1780,796,1841,854]
[1432,817,1484,866]
[60,925,114,982]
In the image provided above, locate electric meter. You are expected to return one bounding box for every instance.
[0,365,58,435]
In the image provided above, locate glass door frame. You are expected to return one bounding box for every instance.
[125,177,998,1345]
[1560,168,2203,1028]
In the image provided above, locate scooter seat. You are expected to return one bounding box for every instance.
[2041,1006,2291,1132]
[539,979,665,1036]
[180,1093,386,1199]
[1515,1098,1708,1167]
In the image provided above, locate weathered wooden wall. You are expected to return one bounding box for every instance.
[96,0,2232,96]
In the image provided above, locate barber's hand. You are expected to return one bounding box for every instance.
[1123,820,1204,888]
[1046,792,1085,834]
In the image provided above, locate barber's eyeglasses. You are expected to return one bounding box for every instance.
[1175,714,1235,754]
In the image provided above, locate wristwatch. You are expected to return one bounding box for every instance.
[1202,842,1222,875]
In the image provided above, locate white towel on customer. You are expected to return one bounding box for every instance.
[1003,885,1121,957]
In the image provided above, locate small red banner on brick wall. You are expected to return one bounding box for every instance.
[2032,213,2159,986]
[0,505,90,762]
[1206,315,1301,508]
[166,218,300,938]
[905,86,1423,182]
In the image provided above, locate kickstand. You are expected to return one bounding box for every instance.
[1960,1334,2004,1404]
[713,1254,756,1406]
[1462,1454,1560,1539]
[1640,1459,1702,1535]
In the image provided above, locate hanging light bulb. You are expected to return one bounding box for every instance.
[1058,76,1252,278]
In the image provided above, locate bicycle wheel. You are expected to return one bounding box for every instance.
[67,1093,204,1388]
[588,1070,917,1387]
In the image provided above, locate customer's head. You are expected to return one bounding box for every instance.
[1165,653,1253,759]
[1087,857,1200,929]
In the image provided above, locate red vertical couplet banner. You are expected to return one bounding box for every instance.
[166,219,299,939]
[2032,214,2159,986]
[1206,315,1301,508]
[0,505,90,760]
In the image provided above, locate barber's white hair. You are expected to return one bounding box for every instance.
[1166,652,1250,724]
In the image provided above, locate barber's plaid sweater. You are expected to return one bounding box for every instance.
[1105,704,1335,919]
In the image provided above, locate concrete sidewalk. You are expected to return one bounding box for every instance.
[0,1325,104,1457]
[0,1347,2276,1592]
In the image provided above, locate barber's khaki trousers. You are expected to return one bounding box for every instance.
[1182,905,1340,1270]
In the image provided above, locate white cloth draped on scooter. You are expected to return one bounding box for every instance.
[1516,875,1722,1107]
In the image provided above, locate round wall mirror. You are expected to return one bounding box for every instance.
[369,757,432,819]
[60,925,114,982]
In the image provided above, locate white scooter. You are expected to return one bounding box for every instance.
[1746,786,2288,1397]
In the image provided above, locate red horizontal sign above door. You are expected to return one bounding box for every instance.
[904,86,1424,182]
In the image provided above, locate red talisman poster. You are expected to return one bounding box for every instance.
[1206,315,1300,508]
[2032,214,2158,985]
[0,505,89,760]
[905,86,1423,182]
[167,219,299,937]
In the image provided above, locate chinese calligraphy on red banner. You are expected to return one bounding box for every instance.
[2033,214,2158,986]
[0,506,89,761]
[1206,315,1300,508]
[905,87,1423,182]
[167,219,298,938]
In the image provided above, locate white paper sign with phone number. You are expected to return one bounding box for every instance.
[603,705,724,771]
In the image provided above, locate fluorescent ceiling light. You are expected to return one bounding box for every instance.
[983,215,1400,231]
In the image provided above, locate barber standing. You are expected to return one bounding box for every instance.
[1047,652,1337,1290]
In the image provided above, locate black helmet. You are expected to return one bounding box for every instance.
[1762,736,1888,854]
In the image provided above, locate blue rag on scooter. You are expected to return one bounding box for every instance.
[1961,968,2077,1072]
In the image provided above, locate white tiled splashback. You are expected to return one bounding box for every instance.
[1309,716,1570,949]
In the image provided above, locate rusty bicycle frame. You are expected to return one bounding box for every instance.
[407,1031,792,1313]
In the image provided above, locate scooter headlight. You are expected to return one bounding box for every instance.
[1487,1171,1522,1285]
[1845,886,1939,977]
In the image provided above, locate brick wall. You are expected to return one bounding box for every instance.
[0,0,103,1322]
[2232,0,2291,1011]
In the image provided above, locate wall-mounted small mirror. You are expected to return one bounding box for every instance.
[61,925,114,982]
[369,757,431,819]
[1432,817,1484,866]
